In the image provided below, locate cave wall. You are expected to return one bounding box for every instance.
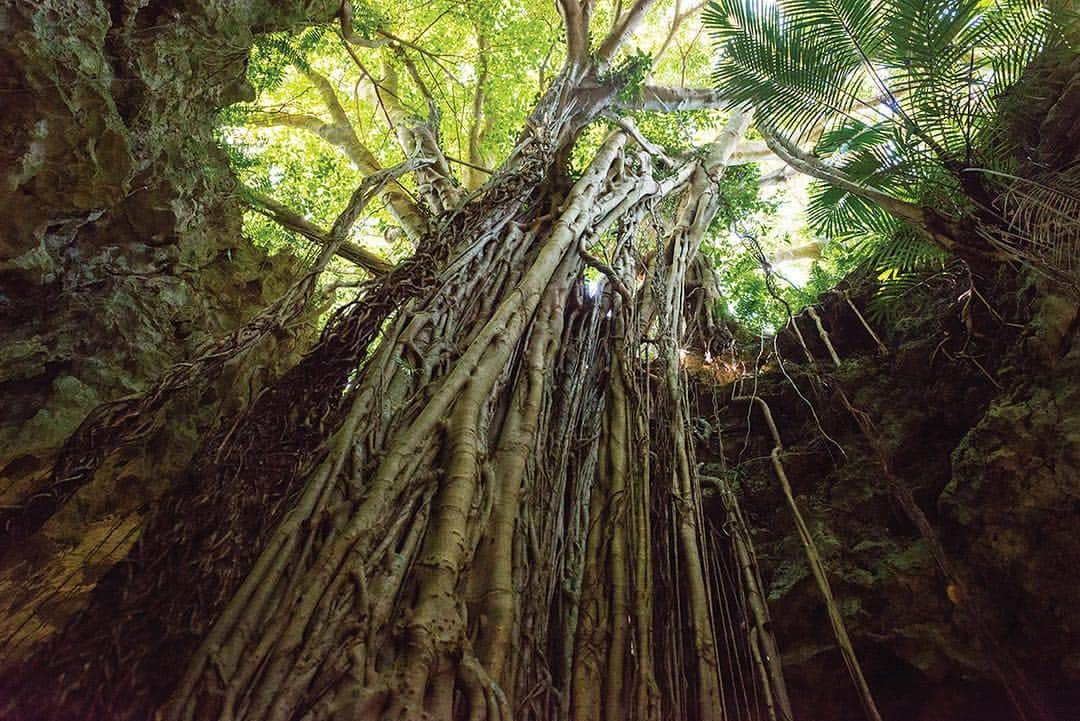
[1,2,1076,715]
[696,271,1079,720]
[690,45,1080,720]
[0,0,338,666]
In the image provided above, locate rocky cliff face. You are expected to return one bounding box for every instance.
[0,0,336,665]
[695,270,1079,720]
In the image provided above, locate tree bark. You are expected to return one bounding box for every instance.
[3,60,769,721]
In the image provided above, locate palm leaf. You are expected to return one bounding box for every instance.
[814,119,893,156]
[707,0,873,141]
[807,182,898,238]
[779,0,889,64]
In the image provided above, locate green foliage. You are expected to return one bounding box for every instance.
[705,0,1069,312]
[213,0,564,265]
[242,1,383,96]
[248,26,331,91]
[206,0,1067,333]
[702,165,825,331]
[866,272,942,325]
[705,0,1063,147]
[709,245,840,332]
[632,109,728,157]
[346,0,386,38]
[569,107,729,180]
[600,47,654,103]
[712,164,773,230]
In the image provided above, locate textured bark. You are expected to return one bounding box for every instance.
[10,4,1072,721]
[1,53,773,719]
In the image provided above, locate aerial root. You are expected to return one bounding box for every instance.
[459,653,510,721]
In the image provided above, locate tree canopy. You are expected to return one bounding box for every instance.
[221,1,833,331]
[216,0,1073,332]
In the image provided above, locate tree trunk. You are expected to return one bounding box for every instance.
[2,77,762,721]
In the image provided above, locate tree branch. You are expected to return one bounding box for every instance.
[613,85,730,112]
[243,189,395,275]
[375,28,464,84]
[301,67,384,174]
[251,110,429,240]
[605,114,674,167]
[339,36,405,131]
[730,139,772,164]
[250,111,382,173]
[758,124,930,229]
[257,69,430,241]
[597,0,659,66]
[557,0,592,69]
[702,110,754,175]
[580,248,633,305]
[445,154,493,176]
[394,47,439,122]
[250,111,331,135]
[759,165,797,188]
[375,59,460,210]
[652,0,706,66]
[242,160,428,275]
[466,30,491,189]
[338,1,387,49]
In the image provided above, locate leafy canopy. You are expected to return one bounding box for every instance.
[705,0,1070,287]
[211,0,1070,333]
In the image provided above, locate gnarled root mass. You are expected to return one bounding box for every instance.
[4,96,773,721]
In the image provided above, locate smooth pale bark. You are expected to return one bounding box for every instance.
[759,124,931,230]
[161,107,764,721]
[597,0,660,65]
[615,85,730,112]
[251,74,430,241]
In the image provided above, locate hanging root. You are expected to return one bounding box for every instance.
[840,291,888,355]
[806,307,841,367]
[733,394,884,721]
[459,653,512,721]
[706,469,794,721]
[0,161,422,557]
[3,106,779,721]
[835,387,1054,721]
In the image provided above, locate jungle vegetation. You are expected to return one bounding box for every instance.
[2,1,1076,720]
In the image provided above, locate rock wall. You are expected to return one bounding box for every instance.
[0,0,337,665]
[695,271,1079,720]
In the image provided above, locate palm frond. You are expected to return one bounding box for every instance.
[807,182,898,238]
[814,119,892,156]
[866,269,947,324]
[709,0,1069,273]
[871,225,947,274]
[707,0,873,141]
[843,222,950,326]
[709,0,1064,157]
[976,165,1080,286]
[881,0,983,70]
[779,0,889,61]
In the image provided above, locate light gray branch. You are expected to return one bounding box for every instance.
[597,0,659,65]
[557,0,592,68]
[614,85,730,112]
[245,189,395,275]
[338,1,388,49]
[758,124,929,228]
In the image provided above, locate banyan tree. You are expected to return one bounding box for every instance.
[1,1,1077,720]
